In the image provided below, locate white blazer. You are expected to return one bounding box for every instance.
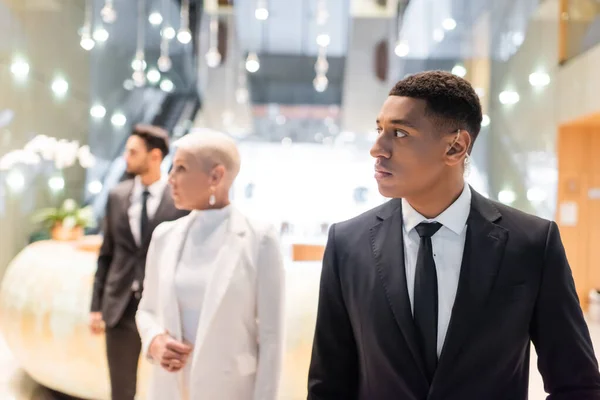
[136,206,285,400]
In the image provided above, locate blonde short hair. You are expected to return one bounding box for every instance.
[174,131,241,181]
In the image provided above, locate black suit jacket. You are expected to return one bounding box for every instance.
[308,188,600,400]
[90,179,188,327]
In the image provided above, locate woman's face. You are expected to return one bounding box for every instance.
[169,149,214,210]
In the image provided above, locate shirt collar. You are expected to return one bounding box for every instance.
[402,184,471,235]
[133,175,167,198]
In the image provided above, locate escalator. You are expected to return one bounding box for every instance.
[87,89,201,221]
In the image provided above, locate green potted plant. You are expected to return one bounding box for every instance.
[32,198,96,241]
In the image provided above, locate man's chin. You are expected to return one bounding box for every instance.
[376,183,404,199]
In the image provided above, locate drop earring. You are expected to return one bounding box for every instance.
[208,188,216,206]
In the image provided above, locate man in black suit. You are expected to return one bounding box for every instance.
[308,71,600,399]
[90,125,187,400]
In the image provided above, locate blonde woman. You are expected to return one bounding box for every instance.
[136,131,285,399]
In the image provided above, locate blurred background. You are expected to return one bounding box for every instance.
[1,0,600,398]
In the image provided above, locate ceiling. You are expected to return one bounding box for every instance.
[233,0,349,57]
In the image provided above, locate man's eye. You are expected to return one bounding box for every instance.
[376,127,383,134]
[395,130,407,138]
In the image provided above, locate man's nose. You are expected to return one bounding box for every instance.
[370,134,391,159]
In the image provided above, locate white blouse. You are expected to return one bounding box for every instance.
[174,205,232,345]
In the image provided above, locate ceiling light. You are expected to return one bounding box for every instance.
[90,104,106,119]
[433,29,445,42]
[149,12,163,26]
[131,58,147,72]
[442,18,457,31]
[205,48,222,68]
[451,64,467,77]
[527,187,547,203]
[51,78,69,97]
[123,79,135,91]
[394,41,409,57]
[529,72,551,87]
[87,180,103,194]
[275,115,286,125]
[498,189,516,205]
[245,52,260,73]
[6,170,25,193]
[48,176,65,192]
[157,55,172,72]
[316,34,331,47]
[93,28,109,42]
[475,87,485,97]
[133,71,146,87]
[160,79,175,92]
[146,68,161,84]
[255,7,269,20]
[499,90,520,105]
[313,74,328,92]
[100,2,117,24]
[481,114,490,127]
[80,34,95,51]
[162,27,176,40]
[281,137,292,146]
[10,58,30,80]
[111,112,127,127]
[177,29,192,44]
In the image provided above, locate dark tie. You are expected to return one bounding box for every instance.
[140,188,150,242]
[414,221,442,382]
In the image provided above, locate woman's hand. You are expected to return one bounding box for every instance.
[149,333,193,372]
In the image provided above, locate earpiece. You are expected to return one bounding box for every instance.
[446,129,461,155]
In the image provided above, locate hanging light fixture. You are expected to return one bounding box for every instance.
[314,0,329,93]
[177,0,192,44]
[157,0,172,72]
[316,0,329,25]
[80,0,95,51]
[313,73,328,92]
[255,0,269,21]
[245,52,260,73]
[101,0,117,24]
[132,0,147,87]
[205,16,222,68]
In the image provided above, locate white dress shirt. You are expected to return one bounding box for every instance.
[128,176,168,246]
[402,184,471,356]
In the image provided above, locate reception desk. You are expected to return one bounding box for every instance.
[0,238,322,399]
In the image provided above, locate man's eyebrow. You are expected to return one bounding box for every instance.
[376,118,417,128]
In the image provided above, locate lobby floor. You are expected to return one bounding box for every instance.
[2,322,600,400]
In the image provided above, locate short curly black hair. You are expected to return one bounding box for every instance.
[389,70,482,148]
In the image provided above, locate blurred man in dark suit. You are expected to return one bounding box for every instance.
[90,125,187,400]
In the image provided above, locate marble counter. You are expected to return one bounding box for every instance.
[0,238,322,400]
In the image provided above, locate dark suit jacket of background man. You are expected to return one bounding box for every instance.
[308,188,600,400]
[91,178,187,326]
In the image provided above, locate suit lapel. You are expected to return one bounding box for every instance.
[161,215,194,342]
[370,199,428,382]
[433,190,508,385]
[193,207,246,354]
[141,186,172,248]
[119,179,137,248]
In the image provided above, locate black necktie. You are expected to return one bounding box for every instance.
[414,221,442,381]
[140,188,150,242]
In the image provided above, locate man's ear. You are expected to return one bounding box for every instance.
[444,129,471,166]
